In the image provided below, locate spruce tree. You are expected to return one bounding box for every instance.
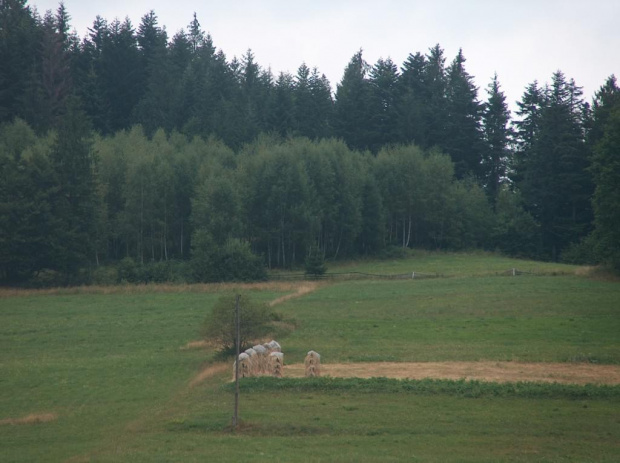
[444,49,484,179]
[293,63,313,137]
[368,57,400,152]
[0,0,41,124]
[481,74,512,205]
[589,75,620,270]
[398,51,427,146]
[49,96,98,279]
[517,72,592,260]
[334,50,372,152]
[307,67,333,139]
[422,44,448,149]
[270,72,295,137]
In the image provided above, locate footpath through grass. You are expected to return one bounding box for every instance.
[1,252,619,462]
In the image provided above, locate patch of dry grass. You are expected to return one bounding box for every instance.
[575,265,620,282]
[282,362,620,385]
[189,363,229,388]
[268,281,321,307]
[0,281,309,298]
[0,413,57,426]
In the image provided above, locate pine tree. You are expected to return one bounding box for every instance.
[513,81,545,184]
[0,0,41,123]
[334,50,372,151]
[99,18,141,132]
[422,44,448,149]
[270,72,295,137]
[307,67,333,139]
[517,71,593,260]
[293,63,313,137]
[49,96,98,279]
[444,49,484,179]
[398,51,427,146]
[481,74,513,205]
[589,75,620,270]
[368,57,400,152]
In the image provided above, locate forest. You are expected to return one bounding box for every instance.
[1,0,619,285]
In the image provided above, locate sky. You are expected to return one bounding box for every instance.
[29,0,620,111]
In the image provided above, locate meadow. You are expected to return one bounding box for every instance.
[1,252,619,462]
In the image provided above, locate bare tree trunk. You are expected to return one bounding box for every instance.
[334,228,343,260]
[180,220,184,258]
[405,215,412,248]
[140,182,144,265]
[268,240,272,269]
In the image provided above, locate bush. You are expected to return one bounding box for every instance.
[561,238,598,265]
[304,246,327,278]
[191,231,267,283]
[117,257,139,283]
[202,293,271,353]
[92,266,118,285]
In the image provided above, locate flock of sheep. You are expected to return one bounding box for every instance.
[233,340,321,380]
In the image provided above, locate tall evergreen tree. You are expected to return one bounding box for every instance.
[293,63,313,137]
[307,67,333,139]
[0,0,41,124]
[422,44,448,149]
[368,57,400,152]
[99,18,141,133]
[334,50,372,151]
[398,51,427,146]
[517,71,592,260]
[589,75,620,270]
[481,74,512,205]
[513,81,545,184]
[444,49,484,179]
[270,72,295,137]
[49,96,98,278]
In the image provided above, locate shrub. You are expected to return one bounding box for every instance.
[304,246,327,278]
[91,266,118,285]
[191,230,267,283]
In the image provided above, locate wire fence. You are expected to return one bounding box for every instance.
[269,268,543,281]
[268,271,440,281]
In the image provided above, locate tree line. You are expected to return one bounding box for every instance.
[1,1,619,284]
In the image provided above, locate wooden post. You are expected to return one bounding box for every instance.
[232,294,240,429]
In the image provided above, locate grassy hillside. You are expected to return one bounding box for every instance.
[1,253,619,462]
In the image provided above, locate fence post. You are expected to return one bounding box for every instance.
[512,268,516,276]
[412,271,415,279]
[232,294,240,429]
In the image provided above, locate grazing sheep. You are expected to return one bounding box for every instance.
[304,350,321,377]
[268,351,284,378]
[252,345,268,375]
[232,352,252,380]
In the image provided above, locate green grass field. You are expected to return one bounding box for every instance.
[1,253,619,462]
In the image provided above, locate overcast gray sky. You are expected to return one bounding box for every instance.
[30,0,619,111]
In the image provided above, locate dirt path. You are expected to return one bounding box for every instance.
[268,281,320,307]
[283,361,620,385]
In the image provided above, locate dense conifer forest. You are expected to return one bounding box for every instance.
[1,1,619,284]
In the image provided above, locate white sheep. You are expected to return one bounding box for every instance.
[304,350,321,377]
[268,351,284,378]
[232,352,252,380]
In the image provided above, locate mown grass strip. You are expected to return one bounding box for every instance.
[224,376,620,400]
